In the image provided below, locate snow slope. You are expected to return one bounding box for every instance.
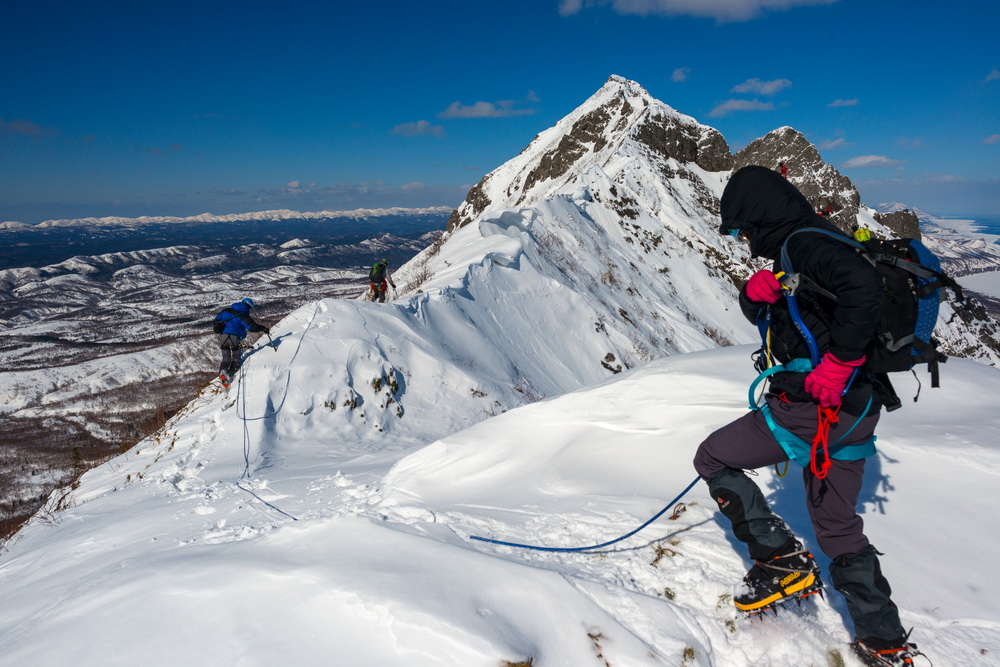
[2,75,1000,666]
[1,307,998,666]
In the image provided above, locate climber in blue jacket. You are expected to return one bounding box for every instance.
[213,298,269,386]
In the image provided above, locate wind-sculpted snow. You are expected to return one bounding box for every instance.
[2,310,998,665]
[2,74,1000,666]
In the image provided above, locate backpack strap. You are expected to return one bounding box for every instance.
[779,227,864,276]
[776,228,863,368]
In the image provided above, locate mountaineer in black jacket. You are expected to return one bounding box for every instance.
[693,167,922,665]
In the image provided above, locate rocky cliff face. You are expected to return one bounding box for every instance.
[733,127,860,231]
[873,209,921,240]
[449,97,864,238]
[438,76,1000,370]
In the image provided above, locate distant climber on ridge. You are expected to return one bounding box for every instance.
[213,298,270,388]
[369,259,396,303]
[697,166,925,666]
[779,161,788,178]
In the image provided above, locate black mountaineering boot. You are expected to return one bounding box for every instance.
[734,542,823,614]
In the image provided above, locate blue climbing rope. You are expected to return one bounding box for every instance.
[469,475,702,553]
[232,343,298,521]
[235,481,299,521]
[236,354,252,479]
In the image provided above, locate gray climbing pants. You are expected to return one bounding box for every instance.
[693,399,905,644]
[694,398,877,559]
[217,333,243,377]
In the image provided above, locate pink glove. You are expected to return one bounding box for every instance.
[804,352,865,407]
[745,270,782,303]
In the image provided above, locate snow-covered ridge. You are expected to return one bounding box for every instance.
[2,75,1000,666]
[1,205,454,230]
[447,74,731,232]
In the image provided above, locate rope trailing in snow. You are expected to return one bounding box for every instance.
[237,357,252,479]
[469,475,702,553]
[230,339,301,521]
[235,481,299,521]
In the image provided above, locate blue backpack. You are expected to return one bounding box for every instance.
[212,307,240,334]
[779,228,964,410]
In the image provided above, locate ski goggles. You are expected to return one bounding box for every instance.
[728,228,751,243]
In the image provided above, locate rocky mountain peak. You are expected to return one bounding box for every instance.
[446,76,732,233]
[733,126,860,231]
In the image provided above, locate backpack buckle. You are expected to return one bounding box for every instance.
[776,271,802,296]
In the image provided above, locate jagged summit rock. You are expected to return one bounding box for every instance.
[447,79,867,237]
[873,209,921,239]
[733,126,860,231]
[446,75,733,233]
[434,75,1000,369]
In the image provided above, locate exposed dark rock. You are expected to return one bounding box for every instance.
[874,209,921,240]
[734,127,859,232]
[446,180,492,233]
[697,130,735,172]
[633,113,733,173]
[520,101,618,202]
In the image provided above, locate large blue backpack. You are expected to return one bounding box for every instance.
[212,307,240,334]
[779,228,964,410]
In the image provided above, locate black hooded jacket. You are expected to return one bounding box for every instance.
[721,166,884,413]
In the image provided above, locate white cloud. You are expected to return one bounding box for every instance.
[818,138,851,150]
[732,77,792,95]
[709,99,774,117]
[926,173,965,183]
[896,137,923,150]
[985,68,1000,82]
[560,0,839,22]
[391,120,446,138]
[827,98,858,107]
[559,0,584,15]
[439,98,538,119]
[985,134,1000,145]
[671,67,691,82]
[842,155,904,168]
[0,118,50,136]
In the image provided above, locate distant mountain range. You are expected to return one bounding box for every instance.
[0,210,448,537]
[0,205,454,229]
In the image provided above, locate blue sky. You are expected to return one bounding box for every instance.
[2,0,997,223]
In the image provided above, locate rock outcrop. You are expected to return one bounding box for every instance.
[733,127,860,232]
[873,209,921,240]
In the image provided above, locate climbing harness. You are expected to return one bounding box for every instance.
[748,355,876,479]
[469,476,701,553]
[746,230,890,477]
